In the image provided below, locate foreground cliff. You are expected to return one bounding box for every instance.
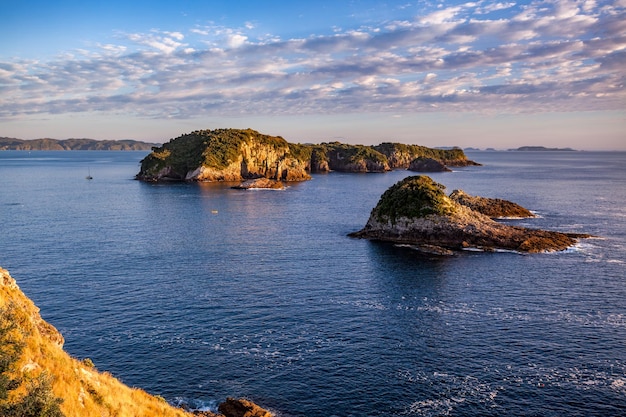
[0,267,272,417]
[349,176,590,254]
[136,128,478,182]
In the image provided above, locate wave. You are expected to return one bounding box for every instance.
[400,371,499,416]
[405,301,626,328]
[171,397,218,413]
[329,297,387,311]
[399,361,626,416]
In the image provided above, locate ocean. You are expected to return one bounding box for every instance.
[0,150,624,416]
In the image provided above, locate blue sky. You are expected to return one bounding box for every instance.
[1,0,624,149]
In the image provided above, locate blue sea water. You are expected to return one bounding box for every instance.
[0,150,625,416]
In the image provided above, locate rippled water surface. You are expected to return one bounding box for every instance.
[1,150,625,416]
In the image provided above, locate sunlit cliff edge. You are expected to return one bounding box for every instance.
[0,267,271,417]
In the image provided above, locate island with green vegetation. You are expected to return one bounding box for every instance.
[349,175,591,254]
[135,128,479,184]
[0,137,158,151]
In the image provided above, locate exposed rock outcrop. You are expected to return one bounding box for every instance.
[349,176,590,254]
[218,398,272,417]
[192,398,273,417]
[449,189,536,218]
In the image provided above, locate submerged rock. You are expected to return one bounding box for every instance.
[231,178,285,189]
[349,176,590,253]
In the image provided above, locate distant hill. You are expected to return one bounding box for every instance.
[0,137,159,151]
[511,146,577,151]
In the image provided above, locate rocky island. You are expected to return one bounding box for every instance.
[135,128,479,184]
[349,176,590,254]
[0,267,272,417]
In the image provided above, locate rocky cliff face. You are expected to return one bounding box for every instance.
[137,129,311,182]
[0,267,273,417]
[349,176,590,253]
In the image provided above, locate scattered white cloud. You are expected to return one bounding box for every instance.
[1,0,624,121]
[226,33,248,48]
[476,2,517,14]
[126,31,186,54]
[420,6,464,24]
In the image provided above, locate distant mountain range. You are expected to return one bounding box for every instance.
[511,146,577,151]
[0,137,159,150]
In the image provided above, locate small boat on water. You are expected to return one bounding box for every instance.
[86,167,93,180]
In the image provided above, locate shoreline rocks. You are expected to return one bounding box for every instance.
[231,178,285,190]
[349,176,591,254]
[192,398,273,417]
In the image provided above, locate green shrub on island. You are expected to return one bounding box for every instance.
[287,142,313,162]
[372,175,457,222]
[373,142,468,167]
[323,142,389,165]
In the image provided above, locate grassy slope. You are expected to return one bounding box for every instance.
[0,267,191,417]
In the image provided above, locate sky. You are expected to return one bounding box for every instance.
[1,0,624,149]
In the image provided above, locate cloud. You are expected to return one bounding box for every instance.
[126,31,186,54]
[226,34,248,48]
[476,2,517,14]
[1,0,624,120]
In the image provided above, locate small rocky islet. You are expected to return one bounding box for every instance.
[349,175,591,254]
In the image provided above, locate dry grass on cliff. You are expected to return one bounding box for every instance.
[0,267,191,417]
